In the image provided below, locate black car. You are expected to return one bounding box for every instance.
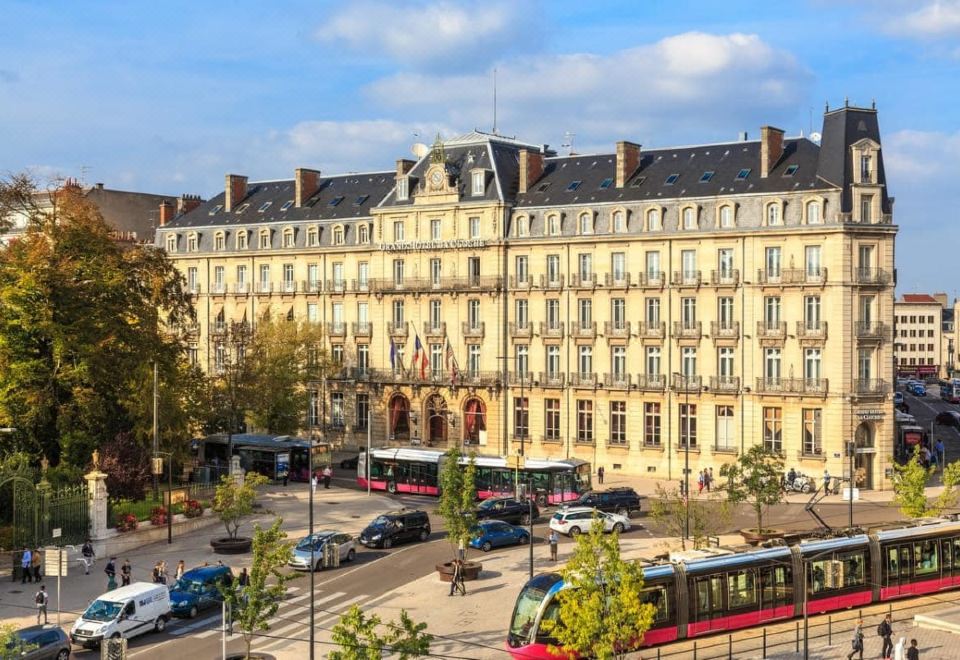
[358,510,431,549]
[569,487,645,517]
[474,497,539,525]
[937,411,960,428]
[340,455,359,470]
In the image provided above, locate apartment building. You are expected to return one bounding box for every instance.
[158,103,897,489]
[894,294,944,379]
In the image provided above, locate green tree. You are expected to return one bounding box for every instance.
[648,483,732,550]
[543,517,655,659]
[437,446,477,557]
[893,447,960,518]
[719,445,785,534]
[0,621,35,659]
[212,472,269,540]
[219,519,294,660]
[0,175,194,468]
[329,605,432,659]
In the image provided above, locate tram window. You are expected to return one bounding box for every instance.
[953,538,960,568]
[943,539,953,570]
[695,579,711,614]
[777,565,793,602]
[900,546,912,579]
[727,570,757,608]
[537,599,561,642]
[369,462,385,479]
[887,547,899,578]
[839,551,865,587]
[641,586,669,623]
[914,540,938,575]
[809,560,828,593]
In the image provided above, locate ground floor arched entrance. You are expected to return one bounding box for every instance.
[463,398,487,446]
[425,394,448,447]
[389,393,410,443]
[854,421,875,490]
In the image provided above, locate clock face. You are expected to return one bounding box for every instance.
[429,168,444,188]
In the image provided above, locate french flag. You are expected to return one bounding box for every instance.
[413,335,426,379]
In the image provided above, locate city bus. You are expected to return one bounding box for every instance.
[941,379,960,404]
[198,433,330,482]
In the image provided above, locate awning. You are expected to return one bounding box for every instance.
[232,306,248,323]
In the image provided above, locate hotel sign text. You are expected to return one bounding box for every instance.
[378,239,488,252]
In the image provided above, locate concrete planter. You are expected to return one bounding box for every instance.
[435,560,482,582]
[211,536,252,554]
[739,528,786,546]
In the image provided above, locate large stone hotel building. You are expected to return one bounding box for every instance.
[159,104,897,489]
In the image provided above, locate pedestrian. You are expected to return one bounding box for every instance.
[34,585,48,624]
[105,557,117,590]
[678,479,685,497]
[878,613,893,660]
[20,547,31,584]
[31,547,42,583]
[697,470,705,495]
[152,561,162,584]
[823,468,831,493]
[448,559,466,596]
[120,559,132,586]
[311,472,318,495]
[548,530,559,562]
[906,639,919,660]
[709,467,714,488]
[936,438,946,470]
[81,539,95,574]
[846,618,864,660]
[457,538,466,562]
[597,466,604,485]
[159,560,168,585]
[323,465,333,489]
[176,559,186,581]
[238,568,249,587]
[704,469,711,492]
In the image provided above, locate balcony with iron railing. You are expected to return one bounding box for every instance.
[639,270,665,288]
[187,283,202,295]
[300,280,321,294]
[604,272,631,288]
[508,371,533,386]
[509,322,533,338]
[369,277,427,294]
[603,372,631,389]
[569,372,598,388]
[280,280,297,294]
[571,321,597,339]
[856,321,887,341]
[423,321,446,338]
[326,279,348,294]
[458,370,502,387]
[757,320,787,340]
[672,373,702,392]
[854,378,888,397]
[853,267,891,286]
[353,279,370,293]
[539,322,565,339]
[509,275,533,290]
[638,321,665,339]
[254,281,273,294]
[352,322,372,337]
[710,321,740,340]
[710,269,740,286]
[445,276,503,292]
[710,375,740,392]
[636,374,666,391]
[757,268,828,286]
[603,321,631,339]
[570,272,598,289]
[462,321,485,338]
[326,321,347,337]
[539,274,565,290]
[755,377,829,396]
[538,371,566,388]
[387,321,408,337]
[233,282,250,295]
[796,321,828,342]
[673,320,703,340]
[210,282,227,295]
[671,270,702,287]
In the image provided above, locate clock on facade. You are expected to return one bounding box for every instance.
[428,167,445,190]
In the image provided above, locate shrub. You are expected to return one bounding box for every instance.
[182,499,203,518]
[150,506,168,526]
[116,513,139,532]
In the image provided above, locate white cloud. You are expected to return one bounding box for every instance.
[891,0,960,38]
[366,32,811,149]
[885,128,960,184]
[314,0,540,69]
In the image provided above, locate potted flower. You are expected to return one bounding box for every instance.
[150,506,168,526]
[182,499,203,518]
[435,447,482,582]
[211,473,269,554]
[116,513,139,533]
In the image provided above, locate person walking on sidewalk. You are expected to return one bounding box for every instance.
[704,469,711,492]
[936,438,946,471]
[906,638,919,660]
[158,560,168,585]
[548,530,559,561]
[847,618,865,660]
[322,465,333,489]
[105,557,117,590]
[120,559,131,586]
[597,466,604,485]
[697,470,705,495]
[81,540,95,574]
[448,559,466,596]
[20,548,32,584]
[34,585,48,624]
[175,559,186,582]
[878,613,894,660]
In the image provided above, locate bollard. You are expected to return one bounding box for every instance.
[728,634,733,659]
[763,628,767,658]
[796,621,800,652]
[657,649,661,660]
[693,640,697,660]
[829,614,832,646]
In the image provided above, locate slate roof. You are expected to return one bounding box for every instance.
[516,137,828,209]
[164,172,394,229]
[818,106,890,214]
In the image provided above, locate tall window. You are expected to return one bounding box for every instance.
[804,295,821,328]
[357,344,369,373]
[546,299,560,328]
[514,397,529,439]
[429,299,442,329]
[681,347,697,377]
[611,252,626,281]
[644,402,661,446]
[214,266,224,289]
[611,346,626,376]
[187,267,198,291]
[259,264,270,287]
[259,231,270,249]
[546,346,560,376]
[516,344,529,377]
[610,401,627,445]
[393,221,404,242]
[392,259,405,286]
[718,297,734,328]
[431,219,441,241]
[860,154,872,182]
[468,299,481,328]
[545,399,560,440]
[236,265,247,289]
[765,247,782,279]
[646,346,661,376]
[716,406,734,450]
[396,177,408,201]
[307,390,320,427]
[860,295,874,324]
[858,348,873,381]
[433,343,446,376]
[307,303,318,323]
[804,348,822,382]
[767,203,782,226]
[763,407,782,452]
[764,348,782,381]
[578,299,592,327]
[283,264,295,288]
[646,297,660,325]
[515,255,528,283]
[578,346,593,375]
[645,251,660,279]
[803,409,822,455]
[681,250,697,280]
[515,299,529,328]
[764,296,781,327]
[357,394,370,429]
[718,347,735,378]
[357,262,369,289]
[469,216,480,239]
[430,258,442,287]
[805,246,822,278]
[578,253,592,279]
[679,404,697,448]
[718,248,733,278]
[468,257,480,284]
[331,393,344,428]
[392,300,404,325]
[187,234,198,252]
[472,171,485,195]
[577,401,594,443]
[611,298,626,329]
[681,297,697,327]
[858,244,875,271]
[546,255,560,283]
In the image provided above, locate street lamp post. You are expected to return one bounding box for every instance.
[152,452,174,544]
[673,372,692,539]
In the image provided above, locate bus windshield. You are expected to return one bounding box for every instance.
[509,585,547,640]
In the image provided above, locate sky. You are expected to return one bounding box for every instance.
[0,0,958,294]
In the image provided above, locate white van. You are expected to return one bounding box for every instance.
[70,582,171,647]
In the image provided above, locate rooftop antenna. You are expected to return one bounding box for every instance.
[809,106,813,136]
[492,68,498,135]
[79,165,91,187]
[561,131,575,156]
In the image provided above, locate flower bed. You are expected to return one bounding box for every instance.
[116,513,139,532]
[150,506,168,526]
[182,499,203,518]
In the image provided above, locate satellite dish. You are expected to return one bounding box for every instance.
[411,143,429,159]
[809,132,822,145]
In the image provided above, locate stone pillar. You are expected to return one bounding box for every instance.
[230,456,244,487]
[84,469,109,553]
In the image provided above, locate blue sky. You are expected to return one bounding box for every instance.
[1,0,958,293]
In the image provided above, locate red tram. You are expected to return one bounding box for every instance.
[507,518,960,658]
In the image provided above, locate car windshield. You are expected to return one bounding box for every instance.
[478,499,499,510]
[296,537,326,550]
[509,585,548,639]
[371,516,394,527]
[551,512,565,521]
[173,579,206,594]
[83,599,123,622]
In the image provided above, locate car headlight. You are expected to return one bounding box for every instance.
[371,534,381,541]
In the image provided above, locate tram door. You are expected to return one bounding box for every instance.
[691,575,726,633]
[759,565,791,621]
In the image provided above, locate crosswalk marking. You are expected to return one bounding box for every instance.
[191,591,353,640]
[253,594,370,652]
[168,613,222,636]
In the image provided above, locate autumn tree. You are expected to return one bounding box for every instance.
[98,432,152,501]
[329,605,432,660]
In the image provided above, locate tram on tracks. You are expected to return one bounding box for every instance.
[506,518,960,658]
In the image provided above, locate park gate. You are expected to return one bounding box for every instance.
[0,468,88,548]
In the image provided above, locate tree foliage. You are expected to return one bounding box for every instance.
[219,519,294,660]
[0,621,36,659]
[329,605,433,660]
[543,517,655,659]
[719,445,785,534]
[98,432,151,501]
[212,472,269,540]
[893,446,960,518]
[437,446,476,557]
[648,483,732,551]
[0,175,196,469]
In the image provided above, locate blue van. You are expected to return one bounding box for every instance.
[169,565,232,618]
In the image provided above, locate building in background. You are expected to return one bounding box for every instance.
[158,103,898,489]
[893,293,956,379]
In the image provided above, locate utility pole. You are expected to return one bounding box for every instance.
[848,440,855,529]
[153,361,159,501]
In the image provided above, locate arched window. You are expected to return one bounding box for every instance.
[358,224,369,244]
[282,227,295,248]
[165,233,177,253]
[463,398,487,446]
[578,213,593,235]
[646,208,662,231]
[236,230,248,250]
[389,394,410,442]
[547,214,561,236]
[612,210,626,233]
[333,226,344,245]
[682,207,696,230]
[306,226,319,247]
[515,216,529,237]
[187,232,199,252]
[258,229,271,249]
[806,201,822,225]
[719,205,734,228]
[767,203,782,226]
[214,231,226,251]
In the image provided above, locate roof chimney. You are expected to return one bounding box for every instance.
[760,126,785,178]
[518,149,544,194]
[224,174,248,212]
[615,141,641,188]
[177,194,202,215]
[739,131,749,142]
[295,168,322,208]
[159,201,175,227]
[396,159,415,178]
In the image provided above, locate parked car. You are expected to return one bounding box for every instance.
[549,507,631,537]
[474,497,539,525]
[290,531,357,571]
[71,582,171,647]
[170,565,232,618]
[565,487,645,517]
[468,520,530,552]
[909,383,927,396]
[893,392,904,406]
[358,510,431,549]
[936,411,960,428]
[6,625,70,660]
[339,455,359,470]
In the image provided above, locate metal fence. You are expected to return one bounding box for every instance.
[40,484,89,546]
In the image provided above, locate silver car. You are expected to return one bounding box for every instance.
[549,507,631,537]
[289,531,357,571]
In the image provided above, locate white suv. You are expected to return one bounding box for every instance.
[549,507,631,537]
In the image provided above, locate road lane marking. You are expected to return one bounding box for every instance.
[192,591,349,640]
[168,613,223,636]
[255,594,370,652]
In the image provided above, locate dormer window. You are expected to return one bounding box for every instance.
[214,232,225,251]
[333,226,344,245]
[515,216,529,237]
[358,224,369,244]
[682,207,697,230]
[646,208,662,231]
[187,233,199,252]
[236,230,248,250]
[282,228,295,248]
[767,203,782,226]
[396,177,409,202]
[860,196,873,223]
[471,170,485,196]
[860,155,872,183]
[306,227,319,247]
[547,214,561,236]
[806,201,822,225]
[719,205,735,228]
[259,229,271,249]
[578,213,593,235]
[612,210,626,233]
[165,233,177,253]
